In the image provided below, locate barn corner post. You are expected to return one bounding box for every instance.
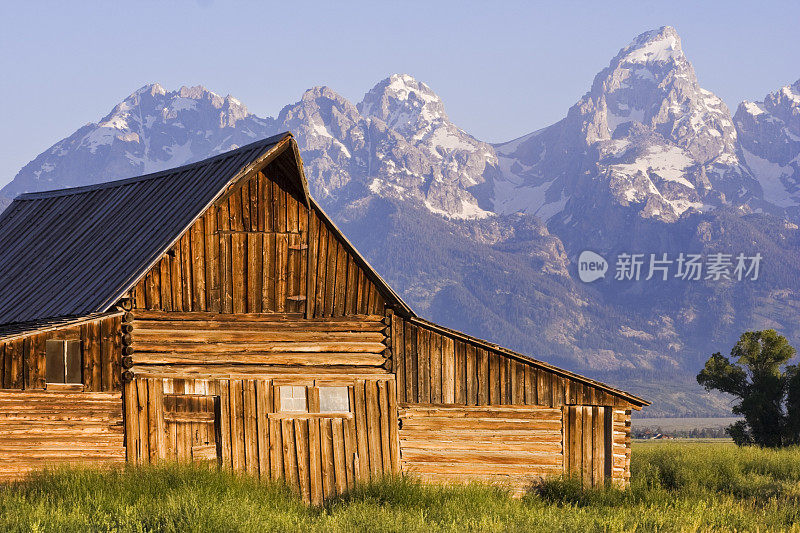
[0,133,646,496]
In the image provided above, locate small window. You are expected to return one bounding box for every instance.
[279,386,307,412]
[45,340,82,384]
[319,386,350,413]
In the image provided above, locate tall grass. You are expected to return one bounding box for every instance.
[1,442,800,531]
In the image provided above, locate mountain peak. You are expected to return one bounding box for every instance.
[617,26,683,65]
[358,73,447,134]
[134,83,167,97]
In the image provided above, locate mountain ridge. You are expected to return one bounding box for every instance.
[2,26,799,417]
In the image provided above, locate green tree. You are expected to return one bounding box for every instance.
[697,330,798,447]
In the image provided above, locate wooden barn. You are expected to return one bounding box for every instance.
[0,132,647,502]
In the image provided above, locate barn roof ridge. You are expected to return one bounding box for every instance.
[17,132,292,201]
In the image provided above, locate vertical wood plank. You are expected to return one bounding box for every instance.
[275,233,288,313]
[353,380,370,479]
[331,418,347,495]
[255,380,269,478]
[319,418,335,499]
[124,380,140,464]
[377,380,391,473]
[365,381,381,478]
[231,233,247,314]
[404,321,415,403]
[308,417,323,505]
[387,380,400,473]
[442,336,455,404]
[295,419,311,503]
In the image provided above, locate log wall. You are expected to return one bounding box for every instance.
[124,376,399,505]
[0,390,125,481]
[0,314,123,392]
[398,404,563,495]
[390,314,635,487]
[611,408,632,484]
[126,311,391,381]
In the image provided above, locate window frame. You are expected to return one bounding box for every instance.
[45,339,83,385]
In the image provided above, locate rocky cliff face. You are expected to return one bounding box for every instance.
[494,27,759,244]
[3,26,800,416]
[735,79,800,217]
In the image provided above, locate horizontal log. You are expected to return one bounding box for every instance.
[0,391,120,401]
[0,444,125,453]
[133,330,386,343]
[0,436,124,446]
[131,311,385,323]
[407,471,546,486]
[399,449,564,466]
[128,364,392,379]
[133,341,388,354]
[132,352,387,366]
[400,443,562,455]
[0,451,125,461]
[0,413,122,423]
[401,462,563,476]
[399,408,561,420]
[399,438,562,450]
[399,403,562,413]
[134,320,387,333]
[0,422,123,432]
[399,419,561,431]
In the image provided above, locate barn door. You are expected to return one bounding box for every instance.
[163,393,221,464]
[269,414,357,505]
[562,405,612,486]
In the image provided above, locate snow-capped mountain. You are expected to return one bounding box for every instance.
[1,84,273,199]
[279,75,497,220]
[3,26,800,416]
[735,79,800,215]
[494,26,759,230]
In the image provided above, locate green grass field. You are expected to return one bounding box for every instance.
[2,441,800,532]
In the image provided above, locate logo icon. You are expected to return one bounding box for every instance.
[577,250,608,283]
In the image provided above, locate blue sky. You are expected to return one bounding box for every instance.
[1,0,799,187]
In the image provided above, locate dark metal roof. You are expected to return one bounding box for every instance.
[0,133,291,325]
[0,312,122,342]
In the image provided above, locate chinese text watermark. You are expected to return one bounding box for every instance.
[577,251,762,283]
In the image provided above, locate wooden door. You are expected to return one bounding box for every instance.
[268,414,358,505]
[163,393,221,464]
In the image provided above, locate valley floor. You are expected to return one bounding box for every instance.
[0,441,798,532]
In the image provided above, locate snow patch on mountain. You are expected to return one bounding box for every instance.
[735,79,800,213]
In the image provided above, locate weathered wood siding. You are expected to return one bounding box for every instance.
[0,390,125,480]
[398,404,562,495]
[131,164,387,318]
[561,405,617,486]
[0,314,123,392]
[390,315,632,409]
[124,376,399,504]
[390,314,636,487]
[305,202,385,318]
